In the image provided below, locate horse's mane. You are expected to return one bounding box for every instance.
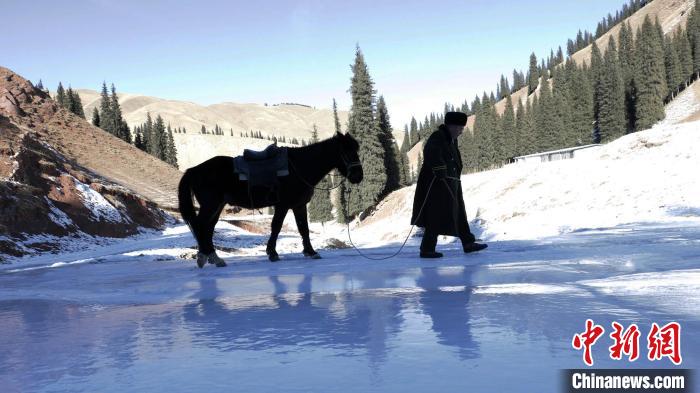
[287,135,338,156]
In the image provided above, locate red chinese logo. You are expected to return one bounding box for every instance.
[609,322,640,361]
[647,322,682,365]
[572,320,682,366]
[572,319,605,366]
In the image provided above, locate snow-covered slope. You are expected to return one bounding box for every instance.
[354,119,700,243]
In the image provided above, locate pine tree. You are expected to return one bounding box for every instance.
[569,61,595,145]
[143,112,154,154]
[376,95,400,196]
[308,125,333,224]
[109,84,129,142]
[166,124,178,168]
[458,122,478,173]
[56,82,67,108]
[91,107,100,127]
[134,126,146,151]
[535,75,559,151]
[550,66,571,149]
[677,29,694,83]
[521,97,538,155]
[99,82,113,136]
[66,87,85,119]
[332,98,342,133]
[473,92,497,169]
[399,126,411,186]
[528,53,539,94]
[664,34,682,98]
[618,21,636,132]
[634,16,668,130]
[591,41,605,141]
[346,45,386,218]
[499,75,510,99]
[409,116,419,145]
[153,114,167,160]
[119,120,131,144]
[692,2,700,77]
[65,87,75,112]
[567,39,576,57]
[512,69,522,91]
[501,94,516,160]
[598,37,627,142]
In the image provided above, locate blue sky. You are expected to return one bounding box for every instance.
[3,0,623,128]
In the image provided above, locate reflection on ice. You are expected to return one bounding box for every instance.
[1,222,699,392]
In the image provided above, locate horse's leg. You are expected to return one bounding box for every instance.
[266,205,288,262]
[202,202,227,267]
[194,193,226,268]
[292,204,320,259]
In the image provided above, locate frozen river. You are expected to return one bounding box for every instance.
[1,221,699,392]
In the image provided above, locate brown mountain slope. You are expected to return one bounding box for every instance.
[1,66,177,259]
[0,67,183,209]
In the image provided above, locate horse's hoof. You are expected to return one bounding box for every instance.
[267,249,280,262]
[304,251,321,259]
[196,252,208,269]
[207,253,227,267]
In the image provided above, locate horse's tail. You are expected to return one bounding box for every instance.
[178,169,196,224]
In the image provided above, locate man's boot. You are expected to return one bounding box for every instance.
[420,228,442,258]
[462,242,488,253]
[420,251,444,258]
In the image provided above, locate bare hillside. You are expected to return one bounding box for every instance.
[570,0,694,67]
[0,66,175,259]
[77,88,349,141]
[1,67,182,209]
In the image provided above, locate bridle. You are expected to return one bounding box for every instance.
[339,148,362,177]
[289,141,361,191]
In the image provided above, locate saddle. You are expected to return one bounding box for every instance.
[243,144,282,161]
[233,145,289,205]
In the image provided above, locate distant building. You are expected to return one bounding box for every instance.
[512,144,602,164]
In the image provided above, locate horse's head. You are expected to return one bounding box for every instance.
[334,131,363,184]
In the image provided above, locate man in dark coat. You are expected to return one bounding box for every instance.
[410,111,487,258]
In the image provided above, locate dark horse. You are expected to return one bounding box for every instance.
[178,131,363,268]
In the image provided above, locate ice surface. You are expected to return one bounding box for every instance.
[1,121,699,392]
[1,219,698,392]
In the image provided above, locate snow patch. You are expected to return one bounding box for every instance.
[658,83,700,127]
[45,197,73,228]
[72,176,125,223]
[474,283,579,295]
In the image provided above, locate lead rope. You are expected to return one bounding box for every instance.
[290,156,445,260]
[344,177,437,260]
